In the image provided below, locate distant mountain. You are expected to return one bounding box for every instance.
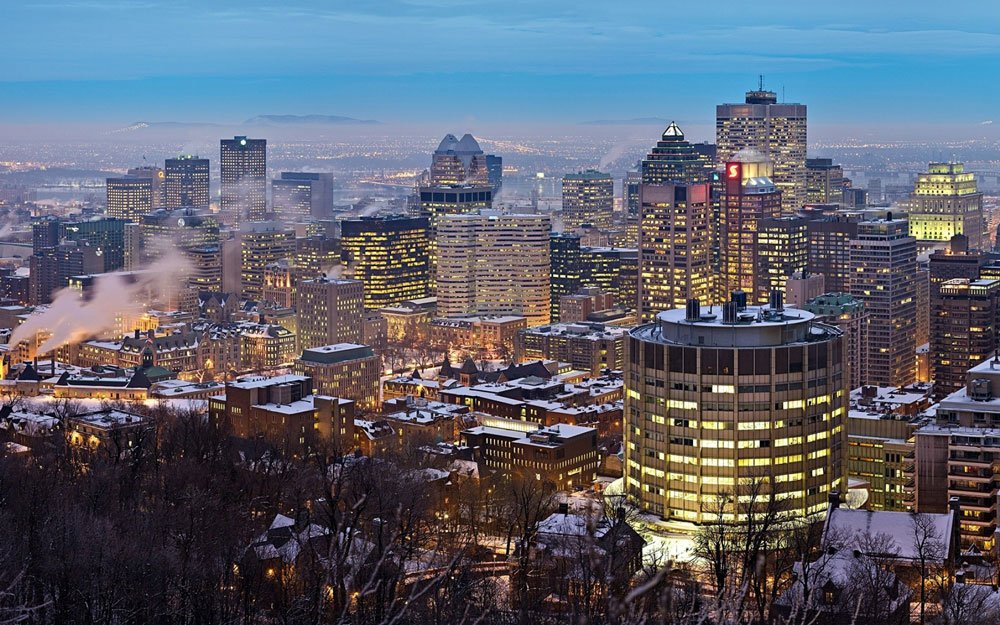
[111,121,225,133]
[579,117,668,126]
[244,114,379,126]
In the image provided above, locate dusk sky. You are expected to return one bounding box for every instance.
[5,1,1000,131]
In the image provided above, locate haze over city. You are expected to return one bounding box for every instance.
[3,2,1000,625]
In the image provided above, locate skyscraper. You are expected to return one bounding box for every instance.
[340,215,430,309]
[640,122,712,185]
[908,162,985,252]
[106,176,153,223]
[429,133,490,186]
[296,277,364,350]
[272,172,334,221]
[164,156,210,210]
[436,212,551,326]
[806,216,859,294]
[417,133,494,290]
[624,295,847,524]
[637,183,712,320]
[800,293,869,391]
[718,152,782,302]
[127,165,165,209]
[804,158,846,204]
[549,232,582,320]
[562,170,614,231]
[849,217,918,387]
[62,217,129,272]
[580,246,638,311]
[485,154,503,197]
[757,216,808,299]
[931,278,1000,399]
[239,221,295,301]
[220,136,267,226]
[717,87,807,212]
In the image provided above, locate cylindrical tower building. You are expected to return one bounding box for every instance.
[624,295,846,527]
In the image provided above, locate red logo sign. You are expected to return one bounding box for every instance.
[727,162,741,180]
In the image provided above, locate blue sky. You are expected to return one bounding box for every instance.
[4,0,1000,129]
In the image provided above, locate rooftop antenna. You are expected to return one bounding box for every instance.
[759,74,764,91]
[782,85,786,102]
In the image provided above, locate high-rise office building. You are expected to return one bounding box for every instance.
[187,246,223,292]
[804,158,846,205]
[908,162,985,252]
[239,221,295,301]
[29,241,104,305]
[624,295,847,524]
[140,208,220,253]
[806,216,859,294]
[562,170,614,231]
[485,154,503,197]
[220,136,267,226]
[624,171,642,216]
[928,235,984,295]
[272,172,334,221]
[757,216,808,299]
[296,277,364,350]
[429,133,490,186]
[127,165,165,209]
[550,233,582,320]
[417,135,494,290]
[62,217,129,272]
[849,218,918,387]
[341,215,430,309]
[640,122,712,185]
[436,212,551,326]
[718,153,782,302]
[106,176,153,223]
[800,293,869,390]
[638,183,712,320]
[931,278,1000,399]
[580,246,638,311]
[164,156,210,210]
[717,87,807,212]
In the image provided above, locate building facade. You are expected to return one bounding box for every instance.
[624,297,847,526]
[849,218,918,387]
[220,136,267,226]
[436,212,551,326]
[717,88,807,212]
[341,215,430,309]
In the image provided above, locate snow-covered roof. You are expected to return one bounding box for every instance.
[824,507,954,563]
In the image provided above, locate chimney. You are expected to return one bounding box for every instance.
[684,298,701,322]
[557,502,569,515]
[828,491,841,510]
[134,329,141,339]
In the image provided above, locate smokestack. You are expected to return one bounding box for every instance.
[684,298,701,322]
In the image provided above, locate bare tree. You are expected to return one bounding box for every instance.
[911,511,947,625]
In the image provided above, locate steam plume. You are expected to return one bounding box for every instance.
[11,241,192,357]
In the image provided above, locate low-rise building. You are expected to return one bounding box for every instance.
[514,322,626,376]
[293,344,380,411]
[462,423,599,489]
[66,409,154,450]
[429,315,527,355]
[209,374,355,456]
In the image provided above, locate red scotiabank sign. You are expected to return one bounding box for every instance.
[726,162,741,180]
